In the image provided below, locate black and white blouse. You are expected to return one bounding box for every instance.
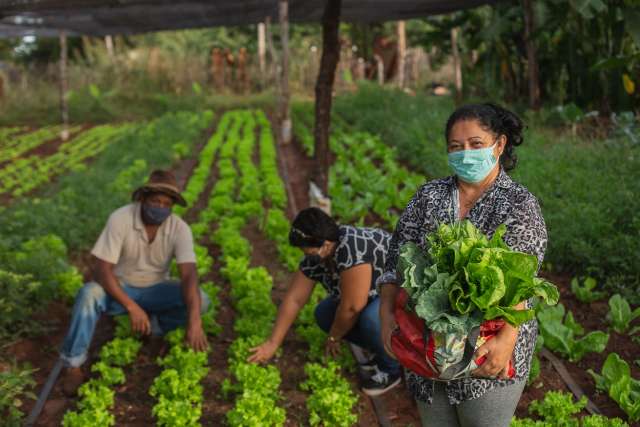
[300,225,391,300]
[377,169,547,404]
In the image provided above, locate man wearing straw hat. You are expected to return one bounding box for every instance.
[58,170,210,395]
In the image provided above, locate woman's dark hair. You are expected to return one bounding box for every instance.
[289,207,340,248]
[444,103,524,172]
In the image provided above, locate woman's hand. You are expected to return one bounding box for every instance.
[247,339,279,363]
[324,336,342,358]
[472,328,518,379]
[380,307,398,360]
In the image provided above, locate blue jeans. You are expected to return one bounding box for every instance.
[315,296,400,375]
[60,280,210,367]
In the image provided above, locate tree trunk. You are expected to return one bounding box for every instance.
[59,31,69,141]
[313,0,342,195]
[451,27,463,103]
[279,0,291,144]
[522,0,541,110]
[397,20,406,89]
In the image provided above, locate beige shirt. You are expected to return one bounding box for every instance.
[91,203,196,287]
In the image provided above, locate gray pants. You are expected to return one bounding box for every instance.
[416,380,526,427]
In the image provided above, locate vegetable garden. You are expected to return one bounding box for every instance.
[1,84,639,426]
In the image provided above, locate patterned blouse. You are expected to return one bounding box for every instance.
[377,169,547,404]
[300,225,391,300]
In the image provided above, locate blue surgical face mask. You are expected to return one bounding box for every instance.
[142,204,172,225]
[447,142,498,183]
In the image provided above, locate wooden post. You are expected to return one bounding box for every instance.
[104,35,114,59]
[522,0,541,110]
[258,22,266,76]
[279,0,291,144]
[313,0,341,195]
[451,27,463,103]
[59,31,69,141]
[397,20,406,89]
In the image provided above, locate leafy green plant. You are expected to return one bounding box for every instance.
[0,362,36,427]
[511,391,629,427]
[607,294,640,334]
[571,277,606,303]
[537,304,609,362]
[400,221,559,338]
[588,352,640,422]
[99,338,141,366]
[301,362,358,427]
[150,328,210,427]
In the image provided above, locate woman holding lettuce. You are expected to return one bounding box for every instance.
[379,103,547,427]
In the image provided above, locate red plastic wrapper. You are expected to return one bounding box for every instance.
[391,288,515,380]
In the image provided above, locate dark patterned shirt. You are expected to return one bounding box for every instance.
[377,169,547,404]
[300,225,391,300]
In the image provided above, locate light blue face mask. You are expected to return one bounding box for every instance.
[447,143,498,183]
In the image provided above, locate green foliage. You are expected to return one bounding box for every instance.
[90,362,125,386]
[0,270,42,340]
[511,391,629,426]
[606,294,640,334]
[530,391,586,425]
[99,338,142,366]
[537,304,609,362]
[262,209,303,272]
[400,221,559,337]
[0,125,79,163]
[571,277,606,303]
[0,363,36,427]
[588,353,640,421]
[301,362,358,427]
[226,389,286,427]
[0,110,213,251]
[63,380,116,427]
[335,85,640,300]
[329,130,424,229]
[150,328,210,427]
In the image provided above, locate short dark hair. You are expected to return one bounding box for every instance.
[445,103,524,172]
[288,207,340,248]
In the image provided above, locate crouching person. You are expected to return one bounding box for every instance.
[248,207,402,396]
[59,170,210,395]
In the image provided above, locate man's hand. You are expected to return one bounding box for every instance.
[380,308,398,359]
[472,330,517,379]
[186,323,208,352]
[127,304,151,335]
[324,336,342,358]
[247,339,279,363]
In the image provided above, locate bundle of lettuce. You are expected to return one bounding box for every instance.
[393,220,559,379]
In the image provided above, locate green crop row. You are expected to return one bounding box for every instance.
[0,126,27,146]
[205,110,287,426]
[0,123,133,197]
[150,328,210,427]
[257,110,359,425]
[0,125,81,163]
[63,317,142,427]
